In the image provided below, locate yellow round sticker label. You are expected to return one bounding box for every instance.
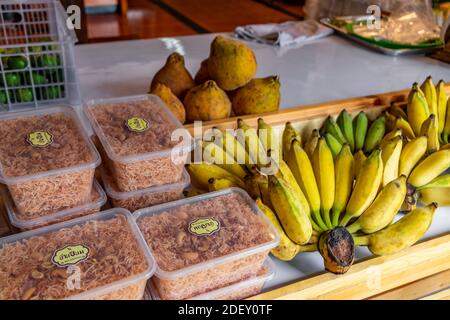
[51,245,90,267]
[27,131,53,147]
[126,117,149,133]
[188,218,220,236]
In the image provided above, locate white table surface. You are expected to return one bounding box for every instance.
[75,33,450,296]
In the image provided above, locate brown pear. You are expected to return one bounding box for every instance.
[150,52,194,99]
[194,58,210,84]
[184,80,231,122]
[151,83,186,124]
[232,76,280,116]
[207,36,257,90]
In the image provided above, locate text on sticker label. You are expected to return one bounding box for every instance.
[52,244,90,267]
[27,131,53,147]
[126,117,149,133]
[188,218,220,236]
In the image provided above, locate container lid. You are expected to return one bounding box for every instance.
[102,167,190,200]
[134,188,279,280]
[2,180,107,229]
[0,106,101,184]
[147,258,275,300]
[84,95,192,164]
[0,208,156,300]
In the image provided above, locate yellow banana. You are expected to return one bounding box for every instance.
[258,118,281,163]
[420,76,437,116]
[380,128,402,150]
[436,80,447,137]
[340,149,383,226]
[244,174,261,199]
[312,137,335,229]
[353,149,367,180]
[237,118,269,166]
[419,114,440,153]
[381,135,403,187]
[183,186,206,197]
[208,177,239,192]
[255,198,301,261]
[408,149,450,188]
[390,104,408,120]
[353,203,437,256]
[394,116,416,140]
[220,130,252,166]
[286,139,328,230]
[186,163,245,190]
[407,83,430,136]
[418,187,450,207]
[347,176,406,234]
[304,129,320,161]
[384,111,397,132]
[443,98,450,144]
[254,173,271,207]
[282,122,301,161]
[399,136,428,177]
[268,175,312,245]
[331,144,354,227]
[202,141,248,179]
[416,174,450,191]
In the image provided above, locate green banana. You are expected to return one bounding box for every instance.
[420,76,437,116]
[364,116,386,153]
[436,80,447,139]
[347,175,406,234]
[353,111,369,151]
[282,122,301,161]
[268,175,312,245]
[353,203,437,256]
[325,133,343,158]
[407,83,430,136]
[331,144,354,227]
[322,116,346,144]
[408,149,450,188]
[337,109,355,151]
[419,114,440,153]
[340,149,383,226]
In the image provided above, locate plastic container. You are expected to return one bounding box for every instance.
[2,180,107,231]
[134,188,279,300]
[85,95,192,192]
[0,208,155,300]
[102,167,190,213]
[147,258,275,300]
[0,106,100,218]
[0,1,80,111]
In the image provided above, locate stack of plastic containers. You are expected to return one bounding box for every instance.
[0,106,104,230]
[85,94,192,212]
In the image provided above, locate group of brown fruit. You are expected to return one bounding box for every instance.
[149,36,280,124]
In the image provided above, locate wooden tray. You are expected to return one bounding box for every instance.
[184,84,450,300]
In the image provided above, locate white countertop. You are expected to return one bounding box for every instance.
[75,34,450,297]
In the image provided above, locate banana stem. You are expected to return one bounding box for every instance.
[322,209,333,230]
[346,220,361,234]
[310,219,323,233]
[352,235,370,246]
[339,214,352,227]
[331,208,341,227]
[297,243,318,253]
[312,210,329,231]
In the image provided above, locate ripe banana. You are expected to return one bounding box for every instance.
[183,187,206,197]
[364,116,386,153]
[282,122,301,161]
[380,128,402,150]
[416,174,450,191]
[418,187,450,207]
[254,173,271,207]
[407,83,430,136]
[442,143,450,150]
[337,109,355,151]
[347,176,406,234]
[420,76,437,116]
[304,129,319,161]
[419,114,440,153]
[244,174,261,199]
[258,118,281,163]
[220,130,252,166]
[353,203,437,256]
[443,98,450,144]
[202,141,248,179]
[325,133,343,158]
[340,149,383,226]
[408,149,450,188]
[394,116,416,140]
[256,198,302,261]
[353,111,369,151]
[436,80,447,138]
[399,135,428,177]
[237,118,269,166]
[208,177,239,192]
[186,163,245,190]
[331,144,354,227]
[322,116,346,144]
[381,135,403,186]
[286,139,328,230]
[353,149,367,178]
[312,137,335,229]
[390,105,408,120]
[384,111,397,132]
[268,175,312,245]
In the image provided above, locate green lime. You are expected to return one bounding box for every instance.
[7,56,28,70]
[39,55,57,68]
[3,73,20,87]
[26,72,48,85]
[42,86,61,100]
[1,90,7,104]
[17,89,33,102]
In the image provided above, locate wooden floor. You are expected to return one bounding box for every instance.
[86,0,304,42]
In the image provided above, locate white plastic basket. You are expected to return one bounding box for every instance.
[0,0,80,111]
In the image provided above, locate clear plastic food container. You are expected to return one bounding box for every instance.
[2,180,107,231]
[0,106,101,218]
[134,188,279,300]
[147,258,275,300]
[0,208,155,300]
[102,167,190,213]
[85,95,191,192]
